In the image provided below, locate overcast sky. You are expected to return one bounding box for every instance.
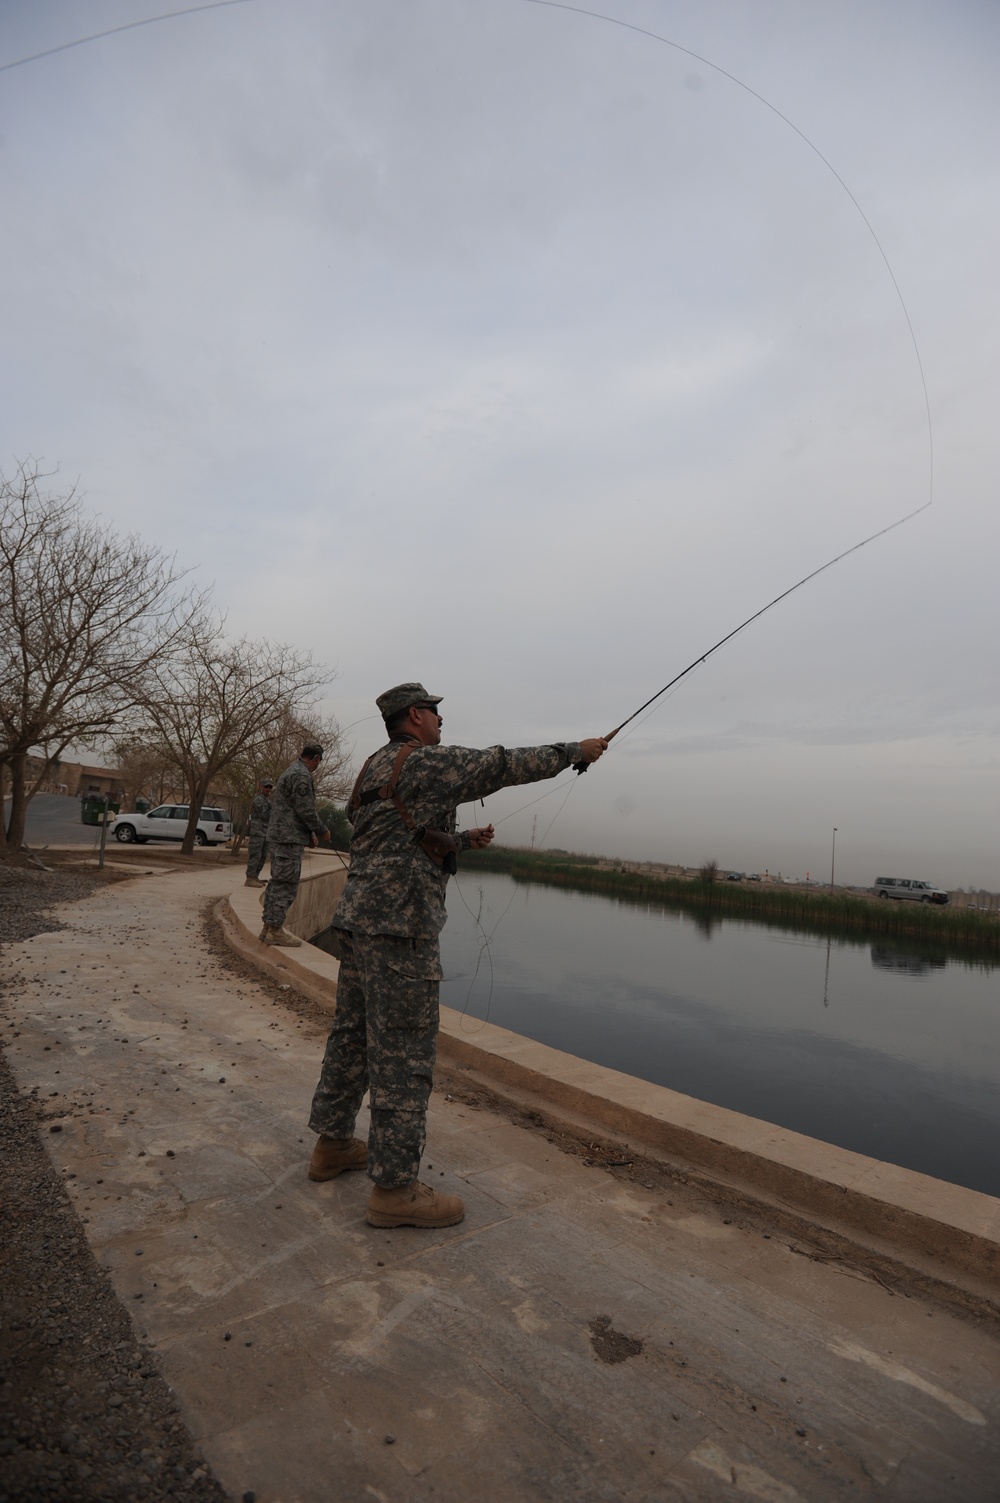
[2,0,997,887]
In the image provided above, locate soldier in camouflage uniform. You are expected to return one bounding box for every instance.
[259,743,330,947]
[306,682,608,1228]
[243,777,273,888]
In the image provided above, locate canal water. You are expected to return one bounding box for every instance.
[440,871,1000,1197]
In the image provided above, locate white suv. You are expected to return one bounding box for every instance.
[109,805,232,847]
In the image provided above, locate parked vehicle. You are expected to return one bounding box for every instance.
[726,871,744,882]
[109,805,232,847]
[873,877,949,905]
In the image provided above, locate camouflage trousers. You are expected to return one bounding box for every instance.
[244,831,269,881]
[262,842,303,927]
[308,931,441,1188]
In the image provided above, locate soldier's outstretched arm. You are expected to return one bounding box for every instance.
[420,737,608,807]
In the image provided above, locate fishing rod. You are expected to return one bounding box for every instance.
[573,498,931,773]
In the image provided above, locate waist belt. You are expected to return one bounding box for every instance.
[348,743,459,873]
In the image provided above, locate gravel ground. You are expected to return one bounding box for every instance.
[0,863,231,1503]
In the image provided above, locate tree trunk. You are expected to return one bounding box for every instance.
[4,752,29,850]
[181,775,212,855]
[0,761,8,854]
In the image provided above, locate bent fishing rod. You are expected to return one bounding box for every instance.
[574,499,931,773]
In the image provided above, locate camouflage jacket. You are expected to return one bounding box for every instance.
[332,738,582,941]
[247,792,272,835]
[268,759,328,847]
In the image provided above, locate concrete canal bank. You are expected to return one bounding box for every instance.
[4,855,1000,1501]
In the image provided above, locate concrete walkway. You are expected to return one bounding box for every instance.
[4,865,1000,1502]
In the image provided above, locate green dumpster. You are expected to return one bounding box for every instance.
[81,796,120,826]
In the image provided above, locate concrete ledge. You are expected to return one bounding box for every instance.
[439,1020,1000,1292]
[220,870,1000,1296]
[221,853,346,1010]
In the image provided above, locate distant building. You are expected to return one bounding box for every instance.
[25,754,122,800]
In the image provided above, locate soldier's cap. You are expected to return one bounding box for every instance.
[301,742,324,759]
[376,682,443,723]
[261,778,273,787]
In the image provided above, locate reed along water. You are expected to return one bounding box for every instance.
[440,870,1000,1197]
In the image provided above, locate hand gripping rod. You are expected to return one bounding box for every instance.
[573,500,930,773]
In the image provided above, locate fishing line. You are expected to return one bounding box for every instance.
[0,1,253,74]
[451,879,496,1028]
[520,0,934,503]
[532,774,580,847]
[450,872,523,1029]
[490,775,580,829]
[449,767,582,1023]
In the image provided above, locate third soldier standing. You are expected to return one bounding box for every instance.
[244,776,273,888]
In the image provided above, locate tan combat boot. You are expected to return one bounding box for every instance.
[366,1180,465,1229]
[244,876,265,888]
[260,925,301,947]
[308,1135,368,1181]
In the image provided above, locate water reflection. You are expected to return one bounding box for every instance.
[442,872,1000,1197]
[690,910,722,941]
[870,945,948,978]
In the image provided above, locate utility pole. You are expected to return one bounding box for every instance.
[98,793,110,871]
[829,827,838,893]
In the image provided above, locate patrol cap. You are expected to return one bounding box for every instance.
[301,742,324,759]
[261,778,274,787]
[376,682,443,723]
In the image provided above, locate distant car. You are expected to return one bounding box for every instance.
[108,805,232,847]
[873,876,949,905]
[726,871,744,882]
[746,873,762,882]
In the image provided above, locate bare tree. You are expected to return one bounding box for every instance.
[131,616,333,854]
[0,460,200,854]
[111,733,181,811]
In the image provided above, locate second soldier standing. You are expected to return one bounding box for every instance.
[259,743,330,947]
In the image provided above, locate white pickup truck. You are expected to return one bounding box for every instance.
[108,804,232,847]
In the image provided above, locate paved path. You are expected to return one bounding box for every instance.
[4,866,1000,1502]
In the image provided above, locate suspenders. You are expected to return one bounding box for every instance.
[348,742,459,873]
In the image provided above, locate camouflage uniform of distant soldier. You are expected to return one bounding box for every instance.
[259,744,329,946]
[306,682,608,1229]
[243,779,273,887]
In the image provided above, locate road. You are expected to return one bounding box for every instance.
[5,791,101,848]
